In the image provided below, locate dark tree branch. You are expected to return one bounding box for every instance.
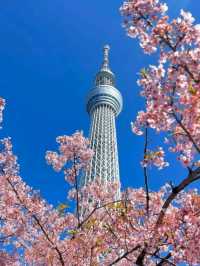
[156,167,200,226]
[135,246,147,266]
[109,245,141,266]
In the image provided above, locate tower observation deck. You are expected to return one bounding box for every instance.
[83,45,123,193]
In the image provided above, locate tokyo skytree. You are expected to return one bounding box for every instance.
[83,45,123,194]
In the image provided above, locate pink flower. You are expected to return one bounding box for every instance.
[46,131,93,185]
[142,147,169,169]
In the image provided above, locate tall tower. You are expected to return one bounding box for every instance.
[83,45,123,194]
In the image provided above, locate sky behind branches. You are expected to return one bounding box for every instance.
[0,0,200,206]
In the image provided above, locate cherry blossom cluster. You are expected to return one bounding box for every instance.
[120,0,168,53]
[52,186,200,265]
[0,136,78,265]
[121,0,200,167]
[46,131,93,184]
[1,125,200,264]
[141,146,169,169]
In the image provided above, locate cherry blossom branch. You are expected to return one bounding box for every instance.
[182,64,200,84]
[32,215,65,266]
[158,31,200,84]
[73,154,80,226]
[156,166,200,226]
[135,159,200,263]
[138,10,200,85]
[172,111,200,154]
[78,200,127,229]
[108,244,141,266]
[6,177,65,266]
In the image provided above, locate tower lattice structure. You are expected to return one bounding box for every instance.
[83,45,123,195]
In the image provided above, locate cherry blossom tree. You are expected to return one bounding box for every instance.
[1,0,200,265]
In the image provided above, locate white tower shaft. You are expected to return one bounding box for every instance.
[87,104,120,184]
[83,46,123,194]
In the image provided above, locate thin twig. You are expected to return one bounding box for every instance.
[73,154,80,226]
[79,200,128,229]
[143,127,150,216]
[156,253,175,266]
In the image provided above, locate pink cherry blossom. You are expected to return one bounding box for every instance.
[1,0,200,265]
[121,0,200,169]
[142,147,169,169]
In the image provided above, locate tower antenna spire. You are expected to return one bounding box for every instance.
[102,44,110,70]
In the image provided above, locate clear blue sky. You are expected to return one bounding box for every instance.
[0,0,199,206]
